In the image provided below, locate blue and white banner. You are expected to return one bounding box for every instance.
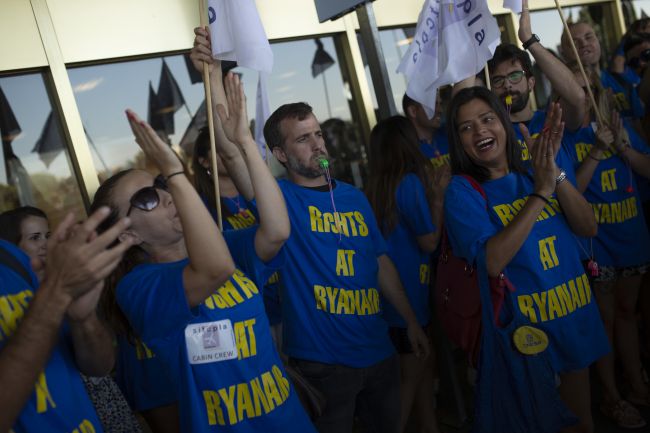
[208,0,273,159]
[255,73,271,160]
[397,0,501,117]
[207,0,273,73]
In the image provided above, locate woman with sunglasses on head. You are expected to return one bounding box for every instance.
[91,73,316,433]
[444,86,609,433]
[559,66,650,429]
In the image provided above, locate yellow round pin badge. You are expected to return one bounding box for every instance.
[513,326,549,355]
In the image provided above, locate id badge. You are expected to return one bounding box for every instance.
[185,319,238,364]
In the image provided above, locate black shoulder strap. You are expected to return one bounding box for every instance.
[0,245,33,286]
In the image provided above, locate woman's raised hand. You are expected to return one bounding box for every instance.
[216,73,253,147]
[125,109,184,177]
[529,102,565,197]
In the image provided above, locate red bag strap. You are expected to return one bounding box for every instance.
[440,174,486,255]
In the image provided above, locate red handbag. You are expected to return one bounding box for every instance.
[435,175,514,366]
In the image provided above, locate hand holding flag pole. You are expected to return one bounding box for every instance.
[199,0,223,231]
[549,0,604,125]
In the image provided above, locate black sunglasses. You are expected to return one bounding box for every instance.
[491,70,527,89]
[627,49,650,69]
[126,175,168,216]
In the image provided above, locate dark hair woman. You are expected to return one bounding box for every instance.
[0,206,50,280]
[444,87,608,433]
[91,73,316,433]
[365,115,446,433]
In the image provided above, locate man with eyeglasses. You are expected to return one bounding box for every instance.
[562,21,646,132]
[487,2,586,157]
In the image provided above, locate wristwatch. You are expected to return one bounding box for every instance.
[523,34,540,50]
[555,170,567,185]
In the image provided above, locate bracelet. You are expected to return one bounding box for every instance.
[555,170,567,185]
[165,171,185,181]
[529,193,551,205]
[587,152,605,161]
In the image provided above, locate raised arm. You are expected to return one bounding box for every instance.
[518,0,585,131]
[190,26,254,200]
[216,74,290,262]
[485,106,593,275]
[125,110,235,307]
[574,125,614,193]
[0,209,132,432]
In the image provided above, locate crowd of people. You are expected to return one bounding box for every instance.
[1,4,650,433]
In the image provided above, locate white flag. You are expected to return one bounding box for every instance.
[255,73,271,160]
[207,0,273,73]
[397,0,501,118]
[502,0,522,14]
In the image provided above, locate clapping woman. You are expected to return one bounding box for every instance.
[443,87,608,433]
[91,73,316,433]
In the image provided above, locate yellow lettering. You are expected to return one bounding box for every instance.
[547,289,563,320]
[236,383,255,422]
[217,385,238,425]
[35,372,56,414]
[601,168,617,192]
[250,377,271,415]
[354,212,369,236]
[314,285,326,310]
[261,372,283,409]
[538,236,560,271]
[203,390,225,426]
[493,204,514,226]
[309,206,323,232]
[531,292,549,322]
[518,295,538,322]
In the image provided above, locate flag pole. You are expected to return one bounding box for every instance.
[199,0,223,231]
[553,0,604,125]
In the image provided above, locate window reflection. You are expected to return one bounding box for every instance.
[0,73,85,224]
[70,36,368,187]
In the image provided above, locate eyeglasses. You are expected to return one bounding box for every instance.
[126,175,168,216]
[627,49,650,69]
[491,70,527,89]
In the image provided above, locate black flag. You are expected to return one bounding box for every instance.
[179,100,207,154]
[148,82,173,134]
[311,39,335,78]
[0,85,35,204]
[184,53,203,85]
[32,111,64,168]
[0,85,21,144]
[157,59,186,115]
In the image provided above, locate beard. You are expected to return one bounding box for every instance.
[286,153,326,179]
[502,90,530,114]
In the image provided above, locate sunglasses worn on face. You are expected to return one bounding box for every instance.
[126,175,168,216]
[491,70,527,89]
[628,49,650,69]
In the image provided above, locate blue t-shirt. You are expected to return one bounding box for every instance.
[201,193,282,326]
[419,126,450,169]
[278,179,395,367]
[0,240,104,433]
[382,174,436,328]
[511,110,578,185]
[444,175,610,372]
[601,69,645,119]
[115,335,176,412]
[563,125,650,267]
[116,229,315,433]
